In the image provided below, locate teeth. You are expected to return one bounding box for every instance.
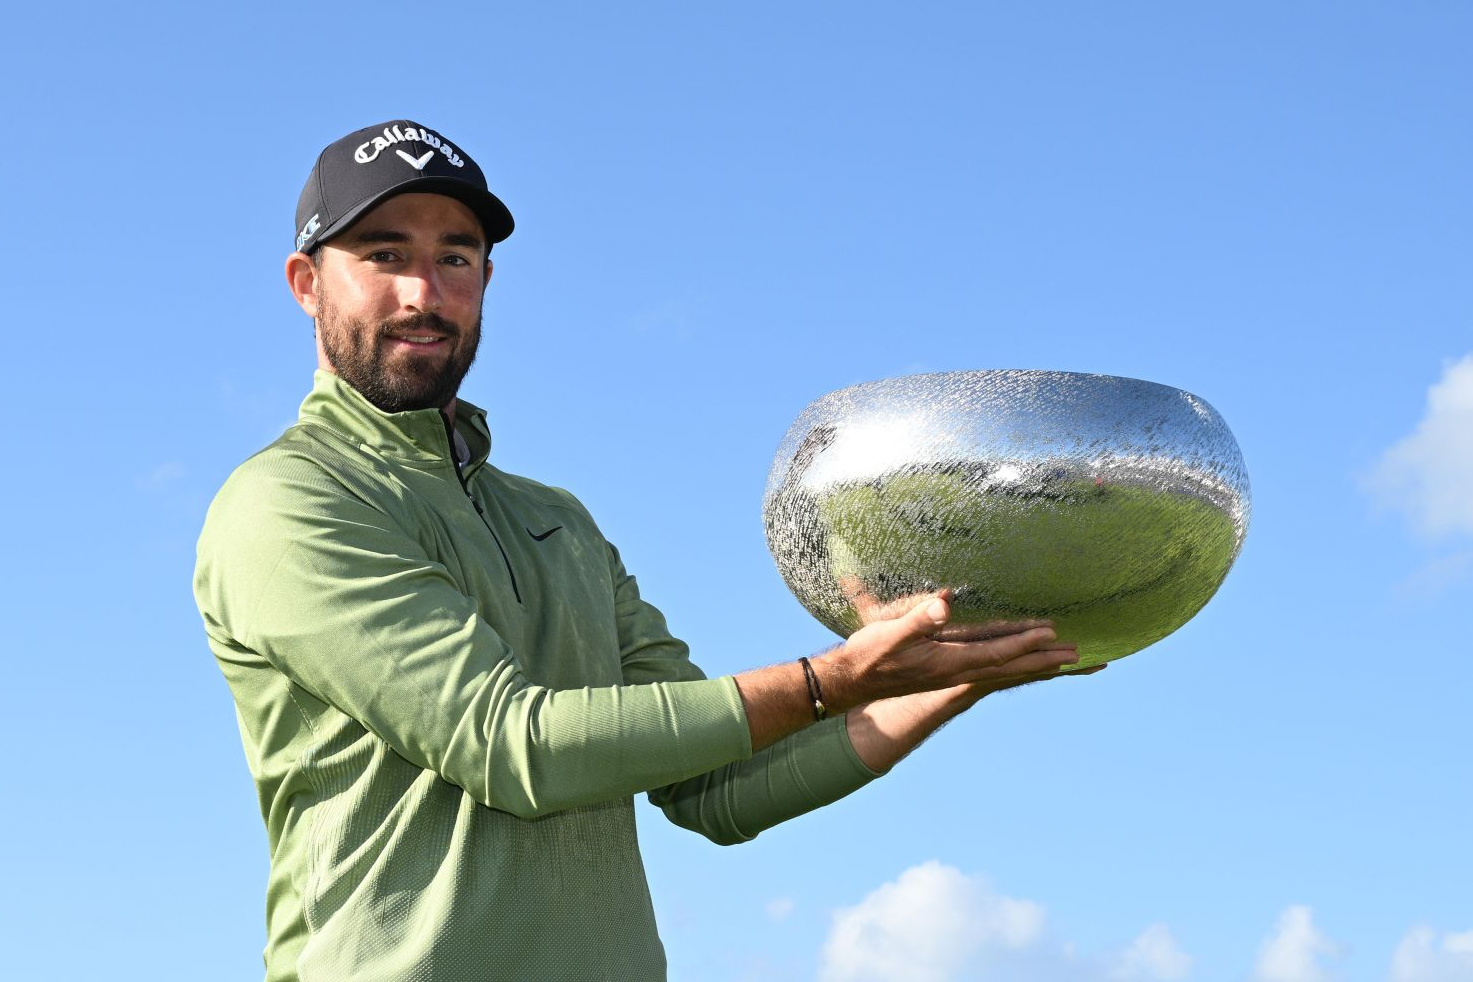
[397,336,440,343]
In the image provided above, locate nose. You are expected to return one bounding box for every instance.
[396,260,444,312]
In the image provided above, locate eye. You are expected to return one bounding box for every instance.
[366,250,400,263]
[441,254,473,267]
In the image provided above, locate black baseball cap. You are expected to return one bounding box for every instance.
[294,120,514,254]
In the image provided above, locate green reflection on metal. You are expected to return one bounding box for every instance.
[816,472,1238,666]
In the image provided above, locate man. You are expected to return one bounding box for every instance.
[195,120,1092,981]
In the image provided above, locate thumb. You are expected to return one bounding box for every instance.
[846,592,952,653]
[895,593,950,641]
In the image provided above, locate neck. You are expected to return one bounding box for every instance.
[441,398,458,428]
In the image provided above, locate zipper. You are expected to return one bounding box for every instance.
[442,413,523,605]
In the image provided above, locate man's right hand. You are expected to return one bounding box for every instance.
[732,591,1095,758]
[817,591,1082,714]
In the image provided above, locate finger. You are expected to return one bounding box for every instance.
[926,635,1068,685]
[881,592,954,645]
[972,659,1078,691]
[938,626,1064,671]
[960,644,1080,683]
[931,618,1055,643]
[977,674,1055,695]
[964,654,1104,699]
[995,652,1104,684]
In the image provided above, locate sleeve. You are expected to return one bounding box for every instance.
[605,544,882,845]
[194,452,753,820]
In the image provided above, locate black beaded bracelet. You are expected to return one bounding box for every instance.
[798,656,827,722]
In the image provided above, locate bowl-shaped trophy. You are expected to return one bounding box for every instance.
[763,371,1250,667]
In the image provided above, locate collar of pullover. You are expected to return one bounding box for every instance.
[298,369,493,470]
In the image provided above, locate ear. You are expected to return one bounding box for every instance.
[285,251,322,318]
[484,257,494,288]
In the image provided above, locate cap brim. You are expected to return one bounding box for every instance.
[310,176,514,252]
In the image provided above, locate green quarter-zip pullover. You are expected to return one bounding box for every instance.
[194,371,877,981]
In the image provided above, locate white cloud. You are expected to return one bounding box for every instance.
[819,861,1044,982]
[1253,906,1340,982]
[1111,923,1192,981]
[1389,925,1473,982]
[813,872,1466,982]
[815,863,1194,982]
[765,896,795,921]
[1367,354,1473,537]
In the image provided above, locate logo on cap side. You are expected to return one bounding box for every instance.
[396,149,435,171]
[296,213,321,250]
[354,125,465,168]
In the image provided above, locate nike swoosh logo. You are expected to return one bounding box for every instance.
[527,526,564,541]
[397,149,435,171]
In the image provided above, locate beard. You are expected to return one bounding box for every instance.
[316,291,481,414]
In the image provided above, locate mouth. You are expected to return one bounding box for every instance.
[384,332,451,350]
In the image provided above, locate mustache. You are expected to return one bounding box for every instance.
[378,311,460,339]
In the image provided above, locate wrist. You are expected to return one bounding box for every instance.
[809,649,856,715]
[798,656,828,722]
[844,685,973,773]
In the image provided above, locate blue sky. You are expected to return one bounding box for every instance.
[2,3,1469,979]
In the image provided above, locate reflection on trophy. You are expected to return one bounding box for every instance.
[763,371,1251,667]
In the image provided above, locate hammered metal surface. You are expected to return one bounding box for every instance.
[763,371,1250,666]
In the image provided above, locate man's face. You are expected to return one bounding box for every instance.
[306,193,490,414]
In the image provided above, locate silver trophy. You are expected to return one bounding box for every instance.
[763,371,1250,667]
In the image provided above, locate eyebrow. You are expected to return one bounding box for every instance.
[342,228,486,251]
[441,231,484,250]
